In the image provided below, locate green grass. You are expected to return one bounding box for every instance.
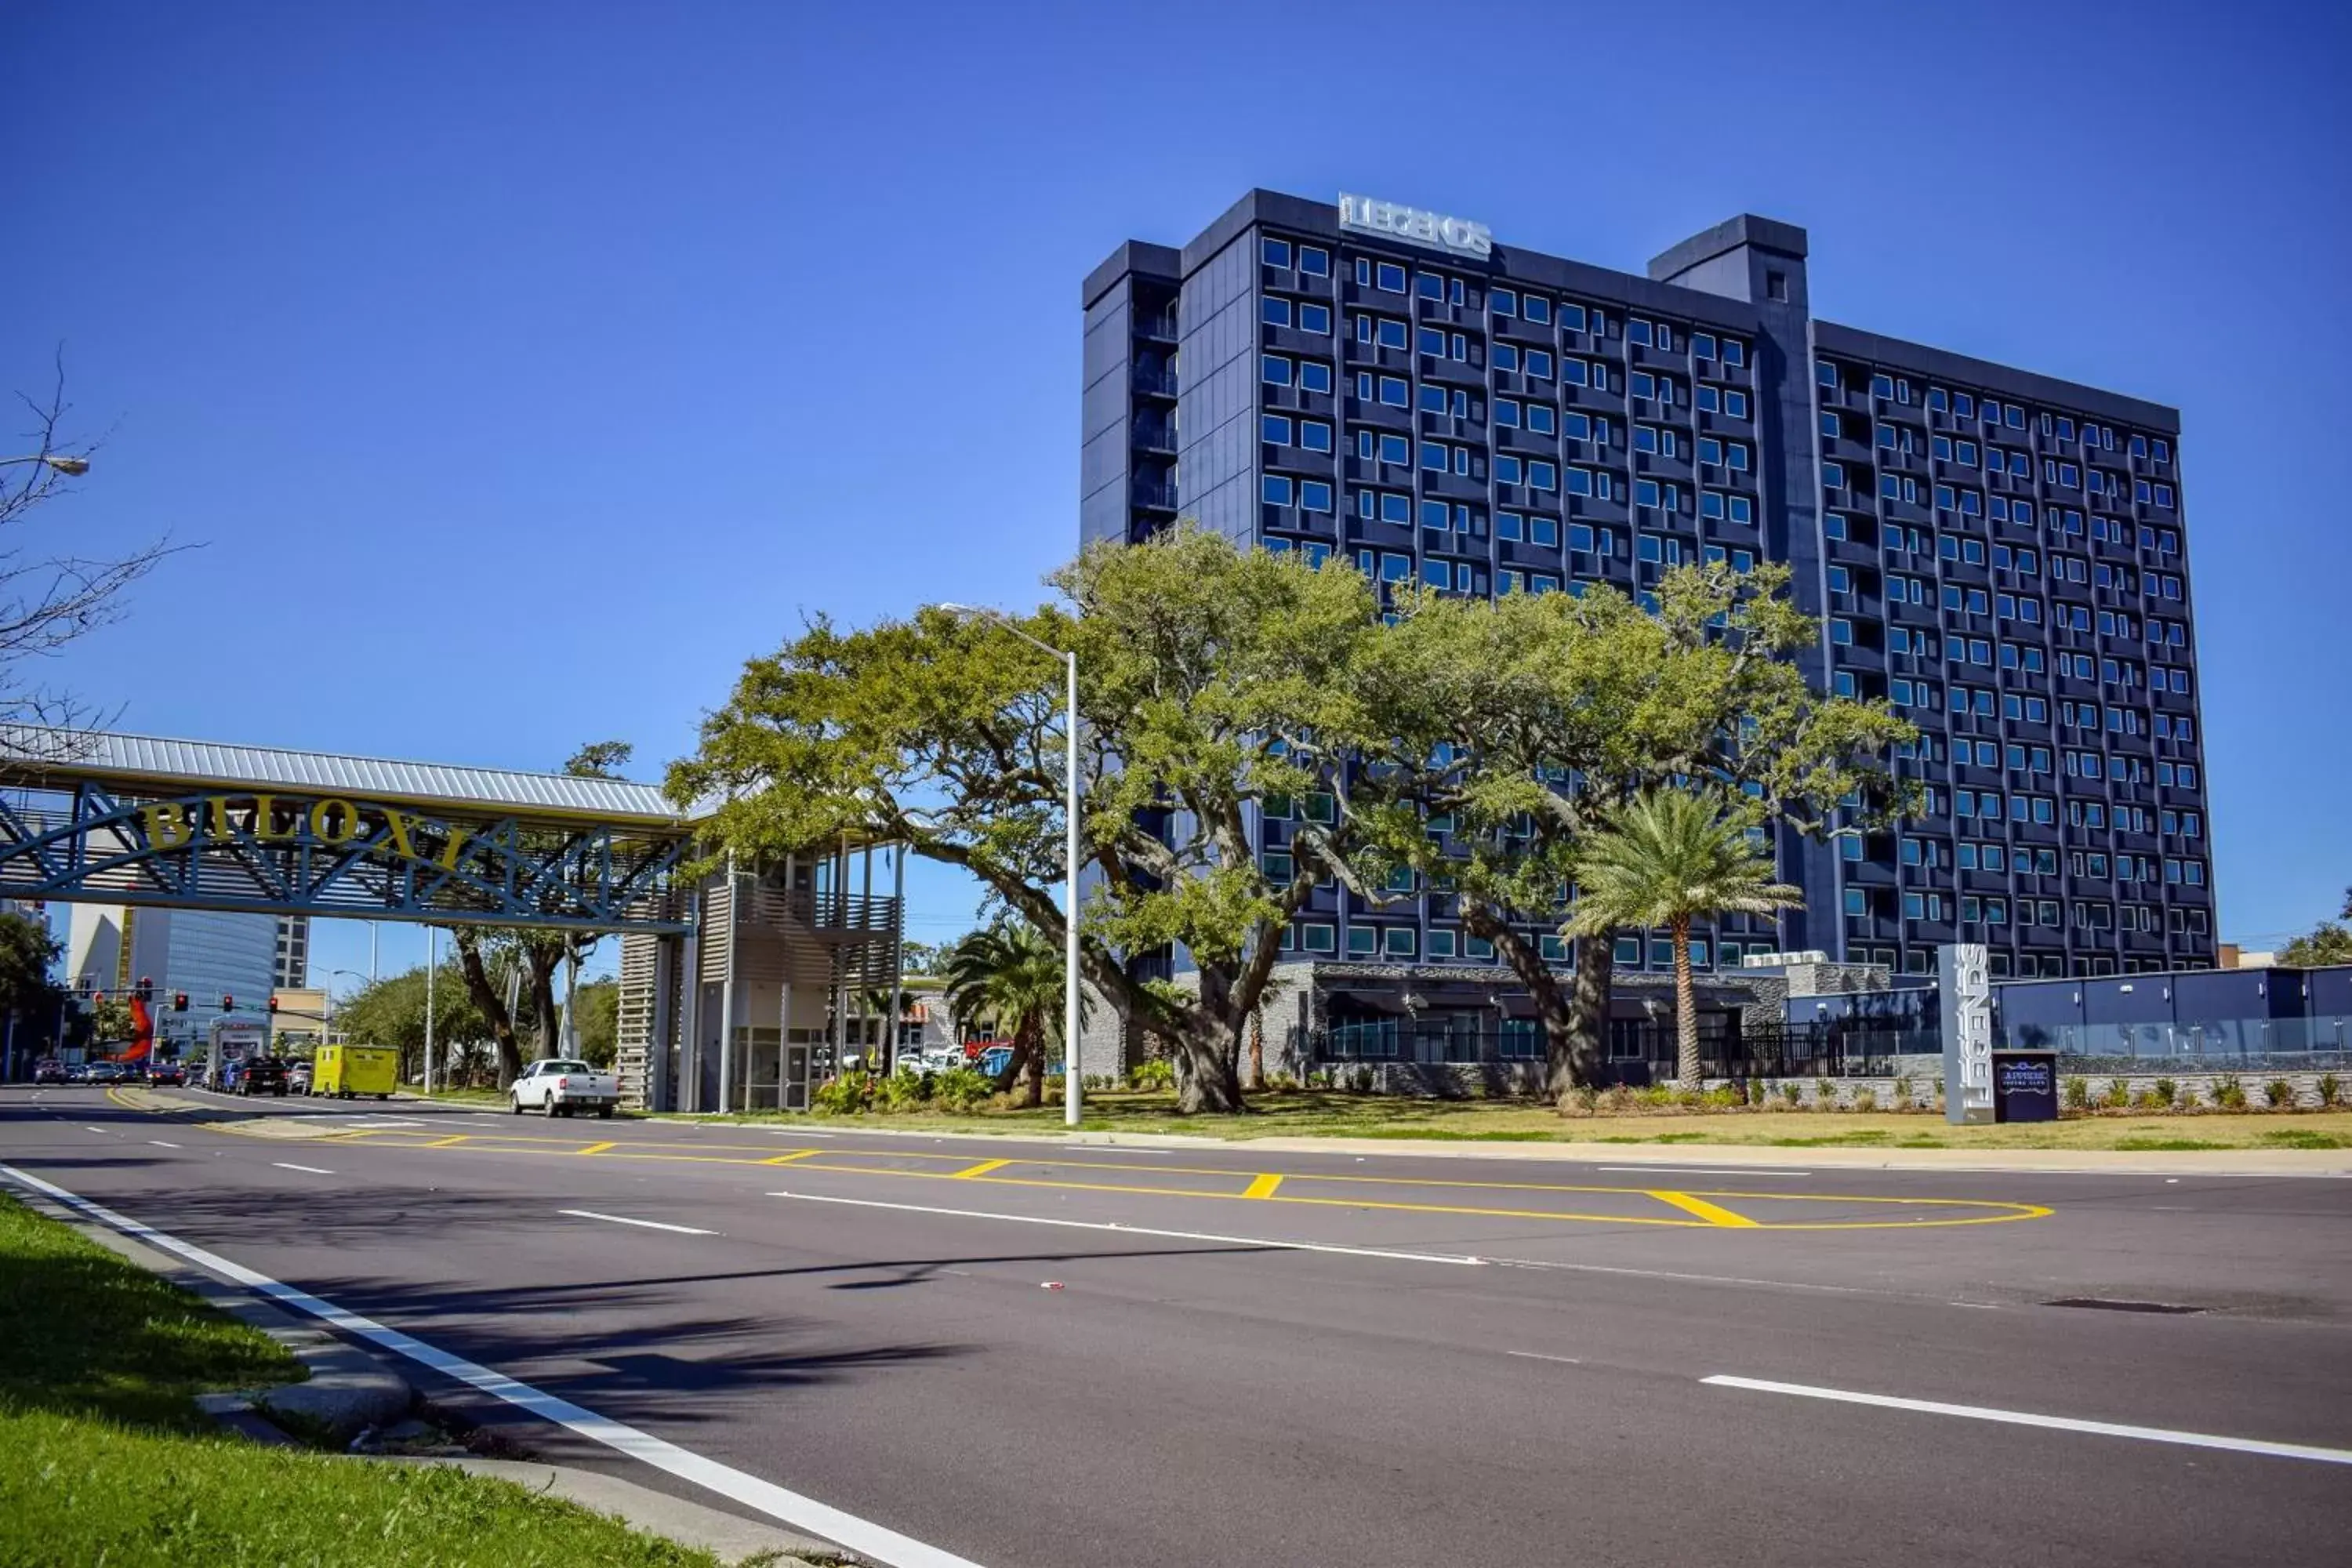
[2112,1138,2230,1152]
[695,1087,2352,1152]
[0,1193,728,1567]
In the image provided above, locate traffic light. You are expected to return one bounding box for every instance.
[267,996,279,1014]
[172,992,189,1012]
[137,976,154,1002]
[220,993,234,1011]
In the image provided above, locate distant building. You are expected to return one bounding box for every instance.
[66,904,278,1054]
[274,915,310,989]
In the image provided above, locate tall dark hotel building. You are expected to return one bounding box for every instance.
[1081,191,2212,983]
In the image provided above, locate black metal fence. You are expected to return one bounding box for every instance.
[1304,1015,1922,1083]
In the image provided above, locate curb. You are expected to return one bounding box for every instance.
[658,1115,2352,1177]
[6,1182,844,1567]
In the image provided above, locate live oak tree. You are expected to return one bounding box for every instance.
[670,525,1396,1113]
[1359,564,1916,1095]
[445,740,633,1088]
[2281,888,2352,968]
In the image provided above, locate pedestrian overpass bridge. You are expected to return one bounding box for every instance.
[0,726,903,1113]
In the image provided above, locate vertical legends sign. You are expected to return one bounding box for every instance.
[1940,943,1994,1125]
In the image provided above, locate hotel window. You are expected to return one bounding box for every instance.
[1525,403,1555,435]
[1301,361,1331,393]
[1560,302,1588,332]
[1526,349,1554,379]
[1524,295,1552,325]
[1376,262,1406,292]
[1301,480,1333,513]
[1263,414,1291,445]
[1261,354,1292,385]
[1299,303,1330,334]
[1298,245,1330,276]
[1263,297,1291,328]
[1492,287,1518,317]
[1299,419,1332,452]
[1262,237,1291,267]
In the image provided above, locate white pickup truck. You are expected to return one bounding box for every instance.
[510,1058,619,1118]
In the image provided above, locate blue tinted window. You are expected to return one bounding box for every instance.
[1261,355,1291,385]
[1261,297,1291,327]
[1300,361,1331,394]
[1262,474,1293,505]
[1300,480,1333,513]
[1376,262,1406,292]
[1524,296,1551,325]
[1261,237,1290,267]
[1262,414,1291,445]
[1298,245,1329,276]
[1299,420,1331,452]
[1299,303,1330,334]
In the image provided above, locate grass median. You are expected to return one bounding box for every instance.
[0,1191,729,1566]
[700,1087,2352,1150]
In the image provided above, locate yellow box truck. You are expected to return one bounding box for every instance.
[311,1044,398,1100]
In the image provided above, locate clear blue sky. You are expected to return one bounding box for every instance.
[7,1,2347,989]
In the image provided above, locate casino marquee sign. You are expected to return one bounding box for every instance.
[0,784,690,933]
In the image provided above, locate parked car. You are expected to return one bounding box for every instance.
[509,1058,619,1118]
[65,1063,90,1083]
[148,1062,186,1087]
[32,1058,67,1085]
[223,1056,290,1097]
[84,1061,125,1085]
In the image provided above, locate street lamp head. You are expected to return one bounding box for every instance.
[930,602,981,616]
[45,455,91,477]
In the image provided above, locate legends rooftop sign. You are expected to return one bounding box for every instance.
[1338,193,1493,260]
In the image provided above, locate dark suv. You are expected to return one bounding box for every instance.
[227,1056,290,1097]
[148,1062,187,1087]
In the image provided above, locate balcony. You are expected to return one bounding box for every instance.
[1135,309,1179,342]
[1134,479,1181,511]
[1132,416,1178,453]
[1134,367,1179,398]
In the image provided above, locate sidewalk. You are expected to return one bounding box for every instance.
[727,1119,2352,1177]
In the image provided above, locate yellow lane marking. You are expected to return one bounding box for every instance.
[426,1135,470,1149]
[576,1142,617,1156]
[235,1130,2054,1232]
[1647,1190,1759,1228]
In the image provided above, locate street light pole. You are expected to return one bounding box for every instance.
[934,603,1083,1128]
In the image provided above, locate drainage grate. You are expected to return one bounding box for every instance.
[2044,1297,2205,1315]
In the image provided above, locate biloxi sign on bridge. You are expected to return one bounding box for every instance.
[0,728,694,933]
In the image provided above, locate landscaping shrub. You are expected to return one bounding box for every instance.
[1127,1058,1175,1091]
[2105,1076,2131,1110]
[1263,1073,1301,1092]
[876,1067,931,1113]
[1563,1084,1601,1116]
[1889,1075,1912,1110]
[2152,1077,2179,1108]
[2131,1088,2163,1111]
[2264,1078,2296,1109]
[1701,1086,1742,1111]
[1639,1083,1677,1109]
[2063,1076,2090,1112]
[2320,1073,2343,1109]
[1815,1077,1840,1110]
[2209,1074,2245,1110]
[1852,1087,1879,1113]
[931,1066,991,1110]
[1778,1080,1802,1107]
[1603,1083,1637,1114]
[814,1073,873,1115]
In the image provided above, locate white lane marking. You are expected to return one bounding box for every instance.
[1595,1167,1814,1177]
[149,1141,182,1149]
[0,1165,988,1568]
[1505,1350,1583,1365]
[768,1189,1488,1268]
[1490,1254,1886,1297]
[85,1126,109,1134]
[271,1163,336,1176]
[1702,1375,2352,1468]
[558,1209,713,1236]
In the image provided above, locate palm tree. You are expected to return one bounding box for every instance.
[940,920,1069,1107]
[1564,787,1804,1091]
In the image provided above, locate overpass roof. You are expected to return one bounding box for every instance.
[0,727,689,827]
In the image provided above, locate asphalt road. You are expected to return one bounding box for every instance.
[5,1085,2350,1567]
